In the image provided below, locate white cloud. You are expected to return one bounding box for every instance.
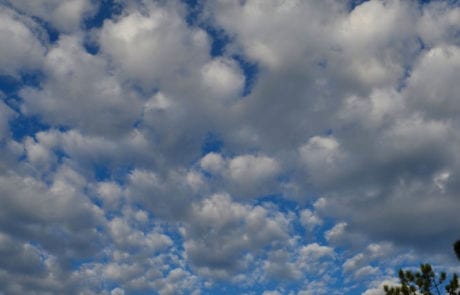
[126,168,204,219]
[200,152,225,174]
[96,181,123,209]
[264,249,303,280]
[228,154,280,191]
[155,268,199,295]
[199,152,281,198]
[336,0,417,88]
[299,136,346,185]
[1,0,460,293]
[339,88,404,129]
[378,115,452,160]
[201,57,245,102]
[108,217,172,251]
[324,223,348,245]
[299,243,335,262]
[405,45,460,118]
[99,2,210,90]
[362,278,400,295]
[299,209,323,231]
[0,7,46,76]
[0,164,104,278]
[20,36,143,135]
[182,193,290,279]
[343,253,367,274]
[353,265,380,279]
[417,2,460,47]
[111,288,125,295]
[6,0,96,32]
[204,0,343,69]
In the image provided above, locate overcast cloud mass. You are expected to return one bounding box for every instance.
[0,0,459,294]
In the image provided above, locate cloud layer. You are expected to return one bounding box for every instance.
[0,0,459,294]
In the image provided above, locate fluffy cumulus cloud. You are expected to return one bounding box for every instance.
[20,35,144,135]
[98,1,210,89]
[5,0,96,32]
[182,193,291,279]
[200,152,281,198]
[1,0,459,293]
[0,7,46,76]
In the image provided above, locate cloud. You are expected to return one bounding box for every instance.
[406,45,460,119]
[1,0,460,293]
[108,217,172,251]
[182,193,291,279]
[299,209,323,231]
[200,152,281,198]
[0,98,14,140]
[0,7,46,76]
[0,232,43,276]
[20,36,143,135]
[200,152,226,173]
[126,168,203,219]
[6,0,96,32]
[0,167,104,260]
[201,57,245,102]
[98,1,210,90]
[335,0,419,89]
[324,222,348,245]
[417,1,460,47]
[264,249,303,281]
[299,136,347,186]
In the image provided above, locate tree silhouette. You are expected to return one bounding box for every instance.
[383,240,460,295]
[454,240,460,261]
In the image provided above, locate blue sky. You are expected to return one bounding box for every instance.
[0,0,459,294]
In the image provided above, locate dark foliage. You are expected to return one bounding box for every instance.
[454,240,460,261]
[383,241,460,295]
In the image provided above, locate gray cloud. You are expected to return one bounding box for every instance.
[182,193,291,279]
[0,0,459,293]
[205,0,460,252]
[5,0,96,32]
[0,7,46,76]
[20,36,143,136]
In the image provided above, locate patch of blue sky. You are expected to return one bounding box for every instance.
[0,70,49,141]
[83,36,100,55]
[315,217,342,246]
[70,257,98,272]
[0,2,59,43]
[206,25,232,58]
[233,54,259,96]
[256,194,299,214]
[0,71,42,95]
[182,0,201,27]
[90,163,136,190]
[9,115,50,141]
[348,0,371,11]
[201,131,223,155]
[93,162,112,181]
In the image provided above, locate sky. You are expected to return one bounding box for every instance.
[0,0,459,294]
